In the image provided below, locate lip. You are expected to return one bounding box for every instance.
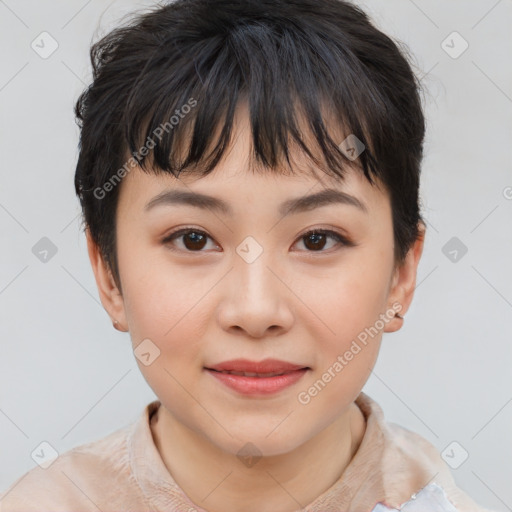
[206,358,308,374]
[204,359,310,396]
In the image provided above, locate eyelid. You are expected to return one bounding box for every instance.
[298,225,352,242]
[162,226,209,242]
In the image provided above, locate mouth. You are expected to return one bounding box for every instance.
[204,359,310,396]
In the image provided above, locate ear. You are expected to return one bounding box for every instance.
[86,228,128,332]
[384,221,426,333]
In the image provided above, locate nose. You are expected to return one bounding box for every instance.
[216,252,294,339]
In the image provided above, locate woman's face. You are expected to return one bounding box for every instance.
[93,112,416,458]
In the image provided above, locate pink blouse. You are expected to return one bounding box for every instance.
[0,392,494,511]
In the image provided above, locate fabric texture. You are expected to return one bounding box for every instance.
[0,392,494,512]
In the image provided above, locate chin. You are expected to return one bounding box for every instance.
[212,426,307,460]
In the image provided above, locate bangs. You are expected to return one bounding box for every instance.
[120,14,385,184]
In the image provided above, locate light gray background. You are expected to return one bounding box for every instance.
[1,0,511,510]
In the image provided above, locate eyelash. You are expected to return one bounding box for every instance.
[161,226,353,254]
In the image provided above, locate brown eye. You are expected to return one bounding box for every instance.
[295,229,350,252]
[181,231,207,250]
[303,232,328,251]
[162,228,217,252]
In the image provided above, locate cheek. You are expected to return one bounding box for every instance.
[301,250,391,368]
[118,247,210,358]
[120,258,210,406]
[309,256,391,322]
[296,270,384,414]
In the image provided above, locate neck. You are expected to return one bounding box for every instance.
[150,402,366,512]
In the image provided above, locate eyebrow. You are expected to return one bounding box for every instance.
[144,188,368,216]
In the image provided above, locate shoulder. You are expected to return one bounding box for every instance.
[0,416,147,512]
[356,392,495,512]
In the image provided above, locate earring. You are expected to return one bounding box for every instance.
[395,313,404,319]
[112,319,123,331]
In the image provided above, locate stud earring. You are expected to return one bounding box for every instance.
[112,319,124,331]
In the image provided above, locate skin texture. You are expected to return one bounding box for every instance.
[87,109,425,512]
